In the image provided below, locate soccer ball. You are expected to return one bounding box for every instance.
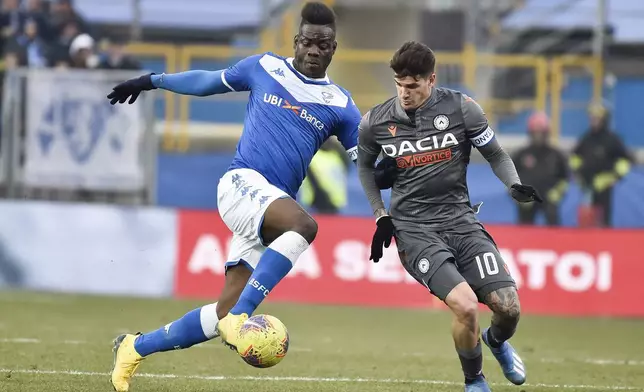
[236,314,289,368]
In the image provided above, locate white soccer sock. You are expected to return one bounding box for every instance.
[200,302,220,339]
[268,231,309,264]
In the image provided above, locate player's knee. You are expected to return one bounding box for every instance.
[454,299,479,328]
[486,286,521,326]
[446,283,479,327]
[497,304,521,328]
[292,215,318,244]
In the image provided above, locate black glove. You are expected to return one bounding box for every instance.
[510,184,543,203]
[374,157,397,189]
[369,215,395,263]
[107,73,156,105]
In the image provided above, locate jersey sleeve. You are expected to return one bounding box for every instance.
[220,54,263,92]
[461,94,496,148]
[356,111,387,216]
[463,95,521,188]
[334,97,362,162]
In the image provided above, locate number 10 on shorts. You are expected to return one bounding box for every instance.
[476,252,499,279]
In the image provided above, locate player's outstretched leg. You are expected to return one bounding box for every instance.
[481,286,526,385]
[444,281,491,392]
[217,198,316,350]
[110,265,250,392]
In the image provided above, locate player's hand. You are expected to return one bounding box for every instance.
[374,157,397,189]
[107,73,156,105]
[370,215,395,263]
[510,184,543,203]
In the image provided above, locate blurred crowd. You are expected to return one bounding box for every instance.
[0,0,140,70]
[512,104,632,228]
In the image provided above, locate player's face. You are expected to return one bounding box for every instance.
[293,24,337,79]
[394,74,435,110]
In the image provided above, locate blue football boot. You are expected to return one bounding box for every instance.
[482,327,526,385]
[465,374,492,392]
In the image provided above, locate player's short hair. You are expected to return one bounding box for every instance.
[300,1,336,31]
[390,41,436,79]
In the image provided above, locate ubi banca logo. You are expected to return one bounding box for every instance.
[263,93,325,130]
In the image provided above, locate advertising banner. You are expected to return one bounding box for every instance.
[24,70,146,190]
[0,201,176,297]
[175,211,644,317]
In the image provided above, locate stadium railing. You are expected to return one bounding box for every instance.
[123,43,602,151]
[550,55,604,142]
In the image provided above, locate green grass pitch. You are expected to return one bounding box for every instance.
[1,291,643,392]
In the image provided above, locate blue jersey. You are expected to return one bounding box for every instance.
[220,53,361,198]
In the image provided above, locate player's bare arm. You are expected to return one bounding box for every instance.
[462,95,543,204]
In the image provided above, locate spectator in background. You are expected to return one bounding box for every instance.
[299,138,350,214]
[4,18,49,68]
[570,103,632,227]
[68,32,98,68]
[48,20,79,67]
[0,0,24,44]
[99,38,141,70]
[25,0,46,15]
[24,0,51,40]
[49,0,89,37]
[512,111,569,226]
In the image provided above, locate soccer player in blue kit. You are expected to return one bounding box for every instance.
[106,3,360,391]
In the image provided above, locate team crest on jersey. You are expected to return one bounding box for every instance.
[321,91,334,104]
[418,258,430,274]
[433,115,450,130]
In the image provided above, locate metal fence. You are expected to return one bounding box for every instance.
[0,68,157,205]
[120,42,603,150]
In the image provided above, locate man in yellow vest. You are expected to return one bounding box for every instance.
[570,103,632,227]
[300,138,350,214]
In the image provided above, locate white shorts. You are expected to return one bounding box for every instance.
[217,168,289,271]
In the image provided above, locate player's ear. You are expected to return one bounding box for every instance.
[293,34,299,50]
[332,40,337,55]
[429,73,436,86]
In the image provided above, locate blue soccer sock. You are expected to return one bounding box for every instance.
[134,303,219,357]
[230,231,309,316]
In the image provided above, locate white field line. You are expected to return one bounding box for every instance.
[0,368,641,390]
[402,351,644,367]
[2,337,643,365]
[0,338,40,343]
[0,337,313,352]
[540,357,644,366]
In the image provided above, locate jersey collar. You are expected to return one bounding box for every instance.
[285,58,331,85]
[394,88,440,122]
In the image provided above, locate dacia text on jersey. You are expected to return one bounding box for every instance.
[382,132,458,168]
[264,93,325,130]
